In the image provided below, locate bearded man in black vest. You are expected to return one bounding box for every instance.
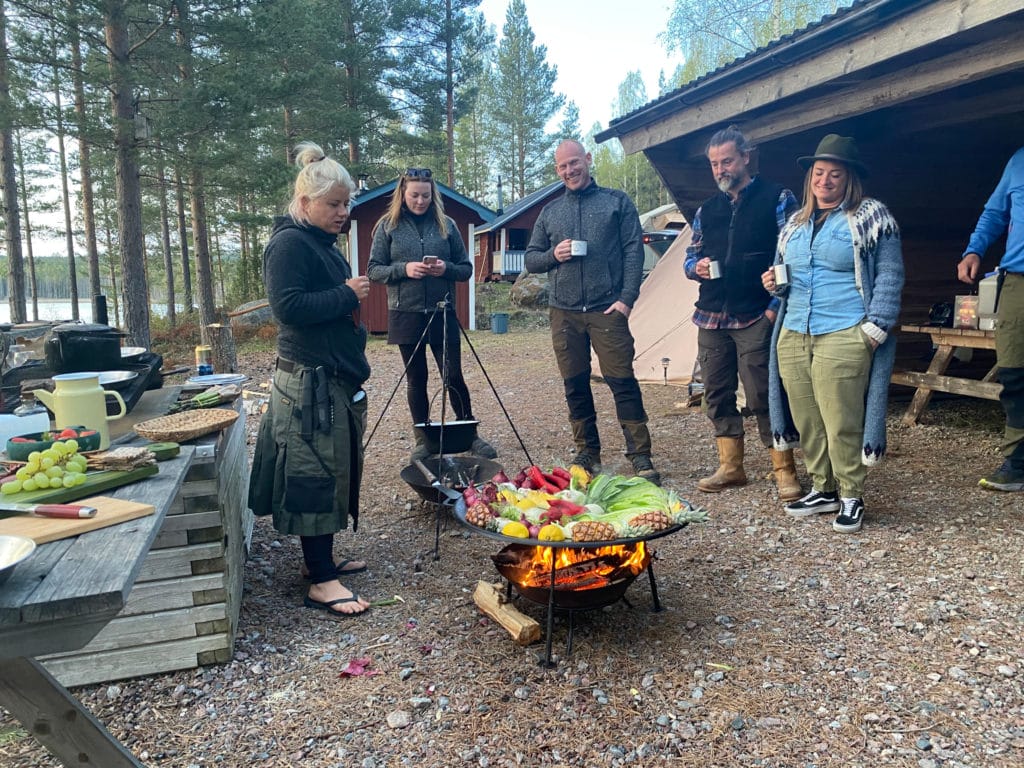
[684,126,801,500]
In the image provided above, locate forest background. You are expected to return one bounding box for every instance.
[0,0,844,348]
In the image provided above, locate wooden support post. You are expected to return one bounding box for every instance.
[206,322,237,374]
[472,581,541,646]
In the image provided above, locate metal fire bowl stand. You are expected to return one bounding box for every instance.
[454,498,689,667]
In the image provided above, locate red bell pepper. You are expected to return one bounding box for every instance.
[526,465,559,494]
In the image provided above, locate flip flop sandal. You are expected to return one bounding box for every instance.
[335,558,368,575]
[303,594,369,618]
[300,558,368,580]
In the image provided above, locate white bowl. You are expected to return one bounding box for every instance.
[0,534,37,587]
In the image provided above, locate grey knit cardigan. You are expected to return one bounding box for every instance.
[767,198,904,466]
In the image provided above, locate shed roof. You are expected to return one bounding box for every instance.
[474,181,564,234]
[350,180,494,222]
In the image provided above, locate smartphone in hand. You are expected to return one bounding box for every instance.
[422,255,439,266]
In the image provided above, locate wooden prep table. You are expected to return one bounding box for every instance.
[4,383,252,686]
[0,447,194,766]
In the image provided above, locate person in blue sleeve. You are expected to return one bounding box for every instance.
[958,147,1024,492]
[684,125,801,501]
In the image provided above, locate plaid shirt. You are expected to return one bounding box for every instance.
[684,182,798,329]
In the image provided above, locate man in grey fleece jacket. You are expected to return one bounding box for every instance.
[525,139,659,484]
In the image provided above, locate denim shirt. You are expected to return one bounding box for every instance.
[782,210,865,335]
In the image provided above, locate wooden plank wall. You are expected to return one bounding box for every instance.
[41,402,252,687]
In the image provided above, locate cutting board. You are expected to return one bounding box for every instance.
[0,495,155,544]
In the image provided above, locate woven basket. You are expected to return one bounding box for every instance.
[134,408,239,443]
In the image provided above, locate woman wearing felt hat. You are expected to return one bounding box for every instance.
[761,134,905,533]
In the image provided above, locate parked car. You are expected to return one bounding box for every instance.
[642,230,679,276]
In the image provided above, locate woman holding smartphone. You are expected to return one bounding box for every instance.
[368,168,496,462]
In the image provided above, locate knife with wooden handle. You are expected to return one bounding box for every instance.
[0,502,98,518]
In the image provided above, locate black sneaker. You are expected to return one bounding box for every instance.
[570,451,601,476]
[833,497,865,533]
[631,454,661,486]
[979,460,1024,492]
[784,489,840,517]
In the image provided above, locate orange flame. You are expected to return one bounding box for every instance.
[517,543,648,590]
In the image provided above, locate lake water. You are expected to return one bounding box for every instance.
[0,299,172,325]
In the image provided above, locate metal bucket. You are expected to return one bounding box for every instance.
[412,419,478,454]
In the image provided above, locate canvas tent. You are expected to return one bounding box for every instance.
[590,226,699,386]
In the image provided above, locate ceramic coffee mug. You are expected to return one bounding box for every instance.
[773,263,790,287]
[707,260,722,279]
[570,240,588,257]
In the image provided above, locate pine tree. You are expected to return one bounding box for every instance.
[487,0,563,200]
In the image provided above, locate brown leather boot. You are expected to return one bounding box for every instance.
[770,448,802,502]
[697,436,747,492]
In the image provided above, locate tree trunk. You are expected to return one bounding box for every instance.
[173,0,216,341]
[444,0,455,187]
[157,153,176,327]
[69,0,101,301]
[190,169,217,337]
[105,0,150,346]
[341,1,360,165]
[53,61,81,320]
[14,132,38,321]
[175,167,193,314]
[0,0,26,324]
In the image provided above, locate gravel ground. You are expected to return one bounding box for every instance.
[2,327,1023,768]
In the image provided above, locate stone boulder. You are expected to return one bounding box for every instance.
[230,299,275,329]
[510,272,548,308]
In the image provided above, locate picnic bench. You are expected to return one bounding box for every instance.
[891,324,1001,425]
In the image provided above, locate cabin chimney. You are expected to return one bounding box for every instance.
[496,176,504,215]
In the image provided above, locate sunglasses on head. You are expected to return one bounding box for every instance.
[405,167,432,180]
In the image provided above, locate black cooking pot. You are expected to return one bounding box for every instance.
[45,323,124,373]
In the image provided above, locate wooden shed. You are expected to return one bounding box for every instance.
[596,0,1024,333]
[346,182,494,332]
[473,181,563,281]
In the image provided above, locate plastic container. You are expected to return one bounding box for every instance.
[490,312,509,334]
[978,273,999,316]
[0,410,51,455]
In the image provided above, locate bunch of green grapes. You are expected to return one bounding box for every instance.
[1,440,88,495]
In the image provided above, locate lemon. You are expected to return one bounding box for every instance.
[502,521,530,538]
[537,524,565,542]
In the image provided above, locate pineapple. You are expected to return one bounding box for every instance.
[569,520,617,542]
[466,501,493,527]
[627,510,672,534]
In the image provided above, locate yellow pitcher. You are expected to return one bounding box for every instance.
[33,373,126,450]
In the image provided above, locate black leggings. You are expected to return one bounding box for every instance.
[399,315,473,424]
[300,534,335,584]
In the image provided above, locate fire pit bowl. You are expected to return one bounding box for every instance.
[401,455,504,505]
[492,542,651,610]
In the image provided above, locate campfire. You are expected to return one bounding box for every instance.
[492,542,651,609]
